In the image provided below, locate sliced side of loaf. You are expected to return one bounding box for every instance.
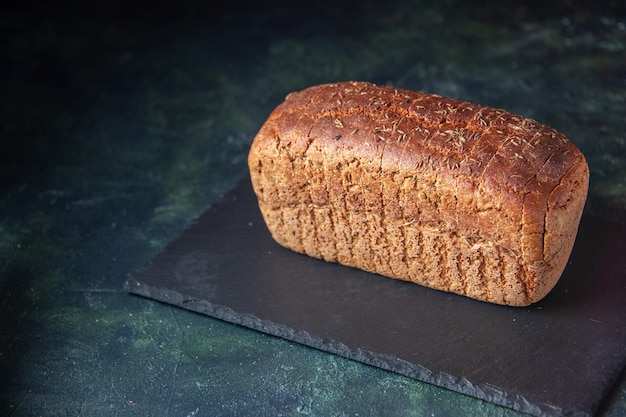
[248,81,589,306]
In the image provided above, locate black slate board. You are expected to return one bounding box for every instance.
[125,176,626,417]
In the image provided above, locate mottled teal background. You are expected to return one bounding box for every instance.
[1,1,624,416]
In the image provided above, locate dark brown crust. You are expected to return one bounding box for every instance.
[248,81,589,306]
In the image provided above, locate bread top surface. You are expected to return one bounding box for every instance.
[260,82,581,184]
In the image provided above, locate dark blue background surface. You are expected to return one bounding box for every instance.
[1,1,625,415]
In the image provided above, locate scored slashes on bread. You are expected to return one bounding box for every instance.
[248,81,589,306]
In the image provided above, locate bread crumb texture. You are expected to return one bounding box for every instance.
[248,81,589,306]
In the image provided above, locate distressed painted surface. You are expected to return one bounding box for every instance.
[1,1,624,416]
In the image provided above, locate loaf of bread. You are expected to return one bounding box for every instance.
[248,81,589,306]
